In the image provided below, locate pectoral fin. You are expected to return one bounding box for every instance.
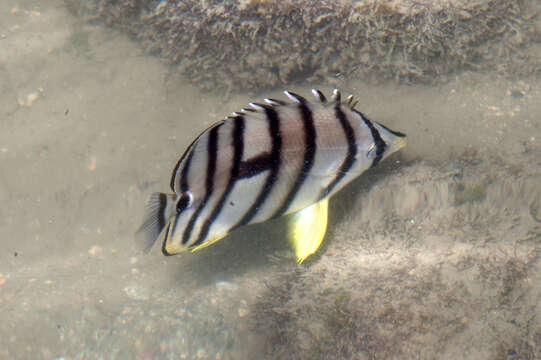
[288,198,329,263]
[135,192,176,253]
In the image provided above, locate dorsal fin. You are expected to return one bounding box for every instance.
[284,91,307,104]
[264,98,287,106]
[311,89,327,103]
[235,89,359,119]
[345,94,358,109]
[249,102,270,111]
[331,88,341,103]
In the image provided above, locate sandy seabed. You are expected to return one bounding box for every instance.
[0,1,540,359]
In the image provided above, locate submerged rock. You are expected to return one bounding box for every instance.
[253,146,541,359]
[64,0,541,91]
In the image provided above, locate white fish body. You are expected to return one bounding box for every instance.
[137,89,407,262]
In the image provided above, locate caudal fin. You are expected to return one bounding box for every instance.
[135,192,175,253]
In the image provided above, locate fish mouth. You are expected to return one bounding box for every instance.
[161,222,176,256]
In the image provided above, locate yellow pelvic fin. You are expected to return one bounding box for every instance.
[189,231,228,253]
[288,198,329,264]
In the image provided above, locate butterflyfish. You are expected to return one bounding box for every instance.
[136,89,407,263]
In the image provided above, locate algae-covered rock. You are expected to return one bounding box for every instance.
[64,0,541,91]
[253,148,541,359]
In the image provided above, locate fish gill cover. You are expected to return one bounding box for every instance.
[64,0,540,91]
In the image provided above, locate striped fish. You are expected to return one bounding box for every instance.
[136,89,407,263]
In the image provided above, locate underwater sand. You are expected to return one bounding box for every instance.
[0,1,540,359]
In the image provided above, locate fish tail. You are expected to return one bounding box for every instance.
[135,192,176,253]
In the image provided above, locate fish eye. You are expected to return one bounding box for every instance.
[176,191,193,213]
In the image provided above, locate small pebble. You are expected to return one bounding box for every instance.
[215,280,238,291]
[87,156,97,171]
[196,348,207,359]
[238,307,249,318]
[510,90,524,99]
[18,92,39,107]
[88,245,103,256]
[124,285,150,300]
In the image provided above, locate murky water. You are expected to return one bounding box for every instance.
[1,1,540,359]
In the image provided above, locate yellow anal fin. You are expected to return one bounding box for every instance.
[189,231,228,253]
[288,198,329,263]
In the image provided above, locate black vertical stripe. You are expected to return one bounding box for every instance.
[170,141,195,193]
[354,110,387,168]
[318,104,357,200]
[170,121,225,193]
[272,103,316,217]
[233,107,282,228]
[170,155,184,192]
[181,123,222,245]
[237,153,273,178]
[161,223,173,255]
[179,149,194,192]
[193,116,245,247]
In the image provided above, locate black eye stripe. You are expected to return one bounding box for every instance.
[176,193,191,213]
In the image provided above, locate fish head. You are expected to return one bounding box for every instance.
[135,191,200,255]
[161,191,198,255]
